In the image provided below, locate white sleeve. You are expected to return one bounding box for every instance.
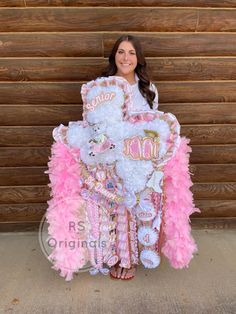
[150,83,159,111]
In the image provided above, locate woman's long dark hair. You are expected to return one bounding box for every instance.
[101,35,155,109]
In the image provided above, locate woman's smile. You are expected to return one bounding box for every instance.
[115,40,138,83]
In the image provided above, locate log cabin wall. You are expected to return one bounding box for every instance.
[0,1,235,231]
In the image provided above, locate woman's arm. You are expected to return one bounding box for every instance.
[150,83,159,111]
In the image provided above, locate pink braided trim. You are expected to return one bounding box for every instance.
[129,214,139,264]
[116,205,131,268]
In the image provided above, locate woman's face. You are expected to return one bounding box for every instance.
[115,41,138,77]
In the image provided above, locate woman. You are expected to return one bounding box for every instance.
[102,35,159,113]
[101,34,159,280]
[46,35,199,282]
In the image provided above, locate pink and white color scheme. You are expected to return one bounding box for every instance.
[45,76,200,281]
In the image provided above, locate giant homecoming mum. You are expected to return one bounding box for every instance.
[45,76,200,281]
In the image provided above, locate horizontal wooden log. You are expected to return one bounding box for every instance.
[194,200,236,217]
[0,203,47,222]
[1,33,235,58]
[0,186,50,204]
[159,103,236,124]
[190,145,236,164]
[0,147,51,166]
[182,125,236,145]
[0,83,81,104]
[0,1,24,6]
[198,9,236,32]
[0,164,235,186]
[189,164,236,183]
[0,8,236,32]
[1,125,236,147]
[0,59,105,82]
[104,33,236,57]
[2,103,236,126]
[0,167,48,186]
[0,126,54,147]
[0,105,82,126]
[0,33,103,58]
[1,145,236,167]
[0,9,196,33]
[0,8,196,32]
[2,1,236,8]
[148,58,236,81]
[0,199,235,224]
[1,58,236,82]
[192,183,236,200]
[0,183,235,205]
[158,81,236,103]
[0,81,235,104]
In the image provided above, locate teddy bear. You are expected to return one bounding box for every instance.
[88,122,116,157]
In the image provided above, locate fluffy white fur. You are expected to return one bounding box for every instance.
[66,77,179,193]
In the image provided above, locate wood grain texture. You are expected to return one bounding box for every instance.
[182,125,236,144]
[0,1,24,6]
[104,33,236,57]
[1,125,235,147]
[1,183,235,204]
[1,58,236,82]
[190,145,236,164]
[0,199,235,223]
[2,1,236,8]
[0,127,54,147]
[158,103,236,124]
[0,83,82,104]
[1,33,235,58]
[0,8,235,32]
[0,82,235,104]
[0,186,50,204]
[0,147,51,166]
[190,164,236,182]
[194,200,236,217]
[192,183,236,200]
[148,58,236,81]
[198,9,236,32]
[4,103,236,126]
[157,81,236,103]
[0,59,106,82]
[1,145,236,167]
[0,8,197,32]
[1,164,235,186]
[0,105,82,126]
[0,167,48,186]
[0,33,103,57]
[0,203,47,222]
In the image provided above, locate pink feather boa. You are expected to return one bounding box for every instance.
[46,142,89,281]
[162,137,200,268]
[46,137,200,280]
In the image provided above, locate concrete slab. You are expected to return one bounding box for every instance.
[0,229,236,314]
